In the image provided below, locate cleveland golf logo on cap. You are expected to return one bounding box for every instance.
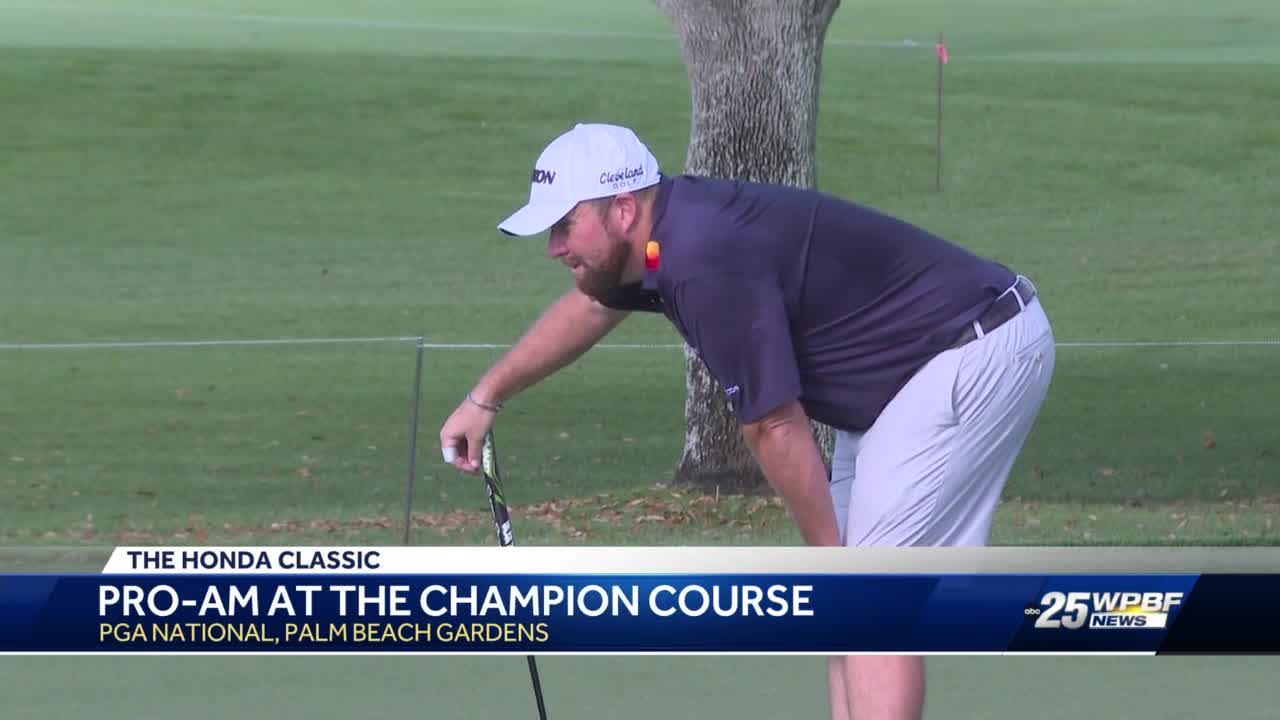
[600,165,645,190]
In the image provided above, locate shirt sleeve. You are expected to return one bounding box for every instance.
[670,275,802,425]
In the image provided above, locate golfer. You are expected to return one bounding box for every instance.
[439,123,1056,720]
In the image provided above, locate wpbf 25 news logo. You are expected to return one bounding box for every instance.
[1024,591,1184,630]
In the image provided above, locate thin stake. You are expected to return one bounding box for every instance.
[936,31,945,192]
[402,335,426,546]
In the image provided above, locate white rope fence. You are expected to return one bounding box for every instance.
[4,331,1271,546]
[1,337,1278,351]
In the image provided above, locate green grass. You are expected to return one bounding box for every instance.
[0,0,1276,548]
[4,655,1277,720]
[3,0,1280,715]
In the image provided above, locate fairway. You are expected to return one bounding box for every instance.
[2,0,1279,715]
[5,655,1280,720]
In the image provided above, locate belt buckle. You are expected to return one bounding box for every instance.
[1006,276,1032,311]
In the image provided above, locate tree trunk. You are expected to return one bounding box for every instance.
[656,0,840,492]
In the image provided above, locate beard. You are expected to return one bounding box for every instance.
[575,233,631,301]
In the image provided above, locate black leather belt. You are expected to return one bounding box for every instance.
[950,276,1037,349]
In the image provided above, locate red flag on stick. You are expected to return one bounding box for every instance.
[936,41,949,65]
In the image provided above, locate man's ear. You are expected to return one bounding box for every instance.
[611,192,639,231]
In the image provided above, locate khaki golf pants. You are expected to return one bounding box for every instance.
[829,295,1055,547]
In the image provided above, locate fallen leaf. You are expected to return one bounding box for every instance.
[1203,431,1217,449]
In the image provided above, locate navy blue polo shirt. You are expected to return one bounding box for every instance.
[636,175,1017,432]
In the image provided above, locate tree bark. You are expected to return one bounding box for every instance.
[657,0,840,492]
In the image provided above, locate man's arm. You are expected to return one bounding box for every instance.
[740,400,841,547]
[440,288,628,472]
[472,288,628,406]
[665,275,836,543]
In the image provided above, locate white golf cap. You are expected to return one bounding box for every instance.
[498,123,661,237]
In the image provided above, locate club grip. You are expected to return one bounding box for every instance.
[482,431,515,547]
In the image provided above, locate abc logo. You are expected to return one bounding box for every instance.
[1024,603,1042,617]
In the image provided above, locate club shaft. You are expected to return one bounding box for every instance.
[483,431,549,719]
[527,655,549,720]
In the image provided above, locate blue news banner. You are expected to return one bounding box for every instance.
[1,572,1277,653]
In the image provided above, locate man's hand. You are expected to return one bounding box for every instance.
[740,400,841,547]
[438,392,499,474]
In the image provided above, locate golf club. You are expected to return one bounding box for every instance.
[481,430,550,720]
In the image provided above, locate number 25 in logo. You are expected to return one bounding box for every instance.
[1032,592,1089,629]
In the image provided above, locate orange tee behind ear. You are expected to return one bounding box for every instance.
[645,241,661,271]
